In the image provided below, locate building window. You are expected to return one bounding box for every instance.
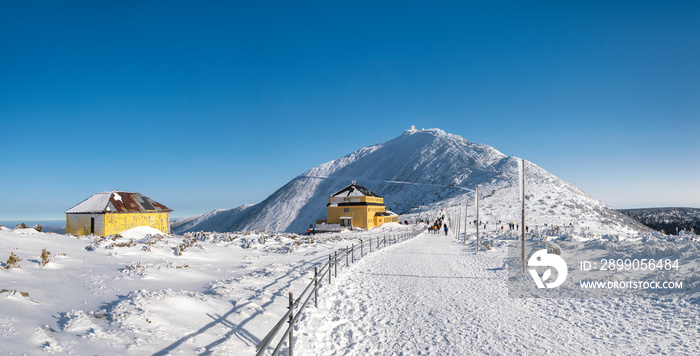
[344,208,350,212]
[344,197,349,202]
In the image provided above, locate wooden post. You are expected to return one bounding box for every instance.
[328,255,332,284]
[351,243,354,263]
[360,239,363,257]
[314,266,318,308]
[346,247,348,267]
[335,251,338,277]
[288,291,294,356]
[369,237,372,253]
[521,158,526,274]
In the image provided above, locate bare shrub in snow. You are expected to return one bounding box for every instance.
[4,252,22,269]
[40,248,51,266]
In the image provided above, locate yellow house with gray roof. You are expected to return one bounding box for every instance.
[65,191,172,236]
[326,182,398,229]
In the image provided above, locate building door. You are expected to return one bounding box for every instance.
[90,217,95,234]
[340,217,352,227]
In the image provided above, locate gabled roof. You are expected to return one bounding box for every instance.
[330,183,380,198]
[66,191,172,214]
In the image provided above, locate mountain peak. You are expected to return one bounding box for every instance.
[402,127,469,142]
[174,128,651,236]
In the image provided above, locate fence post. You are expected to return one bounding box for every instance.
[360,239,363,257]
[351,244,354,263]
[314,266,318,308]
[334,251,338,277]
[328,255,332,284]
[346,247,348,267]
[288,291,294,356]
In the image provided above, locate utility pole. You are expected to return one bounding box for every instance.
[456,206,460,240]
[454,206,457,239]
[521,158,526,274]
[463,202,467,245]
[455,205,462,241]
[476,185,479,252]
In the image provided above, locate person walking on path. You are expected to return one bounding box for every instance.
[444,224,448,236]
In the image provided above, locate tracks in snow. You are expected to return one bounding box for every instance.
[296,233,700,355]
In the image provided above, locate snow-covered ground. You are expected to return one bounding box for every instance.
[0,223,415,355]
[1,222,697,355]
[298,233,699,355]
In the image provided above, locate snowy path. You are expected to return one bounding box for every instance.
[297,233,699,355]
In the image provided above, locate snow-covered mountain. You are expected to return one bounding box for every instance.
[174,128,650,235]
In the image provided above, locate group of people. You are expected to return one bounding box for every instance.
[497,221,528,232]
[428,215,448,235]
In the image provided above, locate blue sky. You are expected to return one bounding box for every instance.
[1,1,698,220]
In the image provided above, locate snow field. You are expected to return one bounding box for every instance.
[296,233,700,355]
[0,223,417,354]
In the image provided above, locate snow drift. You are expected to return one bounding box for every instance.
[174,128,650,235]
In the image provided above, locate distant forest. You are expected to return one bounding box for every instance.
[619,208,700,235]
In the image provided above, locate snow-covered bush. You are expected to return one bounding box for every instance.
[175,235,202,255]
[40,248,51,266]
[4,252,22,269]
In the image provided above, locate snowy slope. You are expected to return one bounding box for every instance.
[175,128,650,236]
[172,204,255,232]
[620,207,700,235]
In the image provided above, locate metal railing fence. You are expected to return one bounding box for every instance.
[255,225,425,356]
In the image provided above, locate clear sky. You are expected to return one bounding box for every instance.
[1,1,698,220]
